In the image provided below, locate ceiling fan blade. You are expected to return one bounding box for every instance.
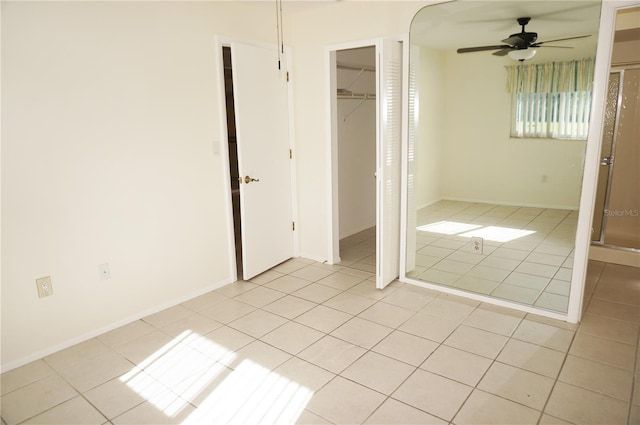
[492,49,511,57]
[457,45,511,54]
[501,35,526,46]
[535,34,591,45]
[535,45,573,49]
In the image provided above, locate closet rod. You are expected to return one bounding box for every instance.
[336,61,375,72]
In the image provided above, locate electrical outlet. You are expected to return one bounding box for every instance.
[471,237,483,255]
[98,263,111,281]
[36,276,53,298]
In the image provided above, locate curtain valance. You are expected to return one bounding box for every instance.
[505,58,595,94]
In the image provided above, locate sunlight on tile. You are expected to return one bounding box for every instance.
[119,330,234,417]
[461,226,536,243]
[182,359,312,424]
[417,221,536,243]
[117,330,311,424]
[417,221,481,235]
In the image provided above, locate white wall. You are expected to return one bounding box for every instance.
[337,48,376,238]
[439,51,587,209]
[1,0,435,370]
[415,46,445,208]
[287,1,430,260]
[1,1,281,370]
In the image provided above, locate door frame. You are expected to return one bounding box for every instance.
[325,34,409,268]
[215,36,299,282]
[567,0,637,322]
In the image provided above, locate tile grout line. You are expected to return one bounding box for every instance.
[627,325,640,425]
[535,322,581,425]
[16,356,110,425]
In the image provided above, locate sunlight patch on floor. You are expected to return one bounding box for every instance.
[119,330,311,423]
[461,226,536,242]
[417,220,535,242]
[183,359,313,424]
[119,331,229,417]
[417,221,482,235]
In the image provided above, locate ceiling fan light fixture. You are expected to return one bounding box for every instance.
[508,48,537,61]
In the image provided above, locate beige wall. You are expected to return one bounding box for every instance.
[415,46,445,208]
[413,47,587,210]
[287,1,431,260]
[1,1,281,369]
[439,51,587,209]
[1,0,434,371]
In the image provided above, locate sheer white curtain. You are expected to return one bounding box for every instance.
[506,58,595,140]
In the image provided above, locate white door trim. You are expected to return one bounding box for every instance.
[214,36,238,283]
[325,35,408,267]
[398,34,411,283]
[567,0,638,323]
[325,37,380,265]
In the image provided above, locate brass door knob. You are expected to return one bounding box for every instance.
[244,176,260,184]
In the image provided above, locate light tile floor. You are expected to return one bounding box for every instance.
[1,258,639,424]
[399,201,577,312]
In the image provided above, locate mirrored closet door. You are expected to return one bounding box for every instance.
[405,0,603,314]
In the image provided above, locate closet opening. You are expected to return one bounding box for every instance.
[223,45,243,279]
[328,38,404,289]
[334,46,377,273]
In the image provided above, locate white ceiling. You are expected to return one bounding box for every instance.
[411,0,602,53]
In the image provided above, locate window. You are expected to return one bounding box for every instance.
[507,58,595,140]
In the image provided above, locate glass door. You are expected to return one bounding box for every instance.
[592,71,621,243]
[592,68,640,250]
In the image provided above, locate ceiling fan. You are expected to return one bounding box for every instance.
[456,17,591,61]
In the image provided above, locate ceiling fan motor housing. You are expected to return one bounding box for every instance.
[509,17,537,49]
[511,32,538,48]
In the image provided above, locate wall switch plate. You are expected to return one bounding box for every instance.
[98,263,111,281]
[471,237,483,255]
[36,276,53,298]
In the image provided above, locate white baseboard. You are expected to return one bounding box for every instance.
[1,276,235,373]
[339,223,376,240]
[438,196,578,211]
[416,198,443,211]
[296,252,327,263]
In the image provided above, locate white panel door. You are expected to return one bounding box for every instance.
[376,39,402,289]
[231,42,293,280]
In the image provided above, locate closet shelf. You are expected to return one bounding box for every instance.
[337,89,376,100]
[338,89,376,122]
[336,61,375,122]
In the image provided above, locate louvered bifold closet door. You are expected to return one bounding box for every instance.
[376,39,403,289]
